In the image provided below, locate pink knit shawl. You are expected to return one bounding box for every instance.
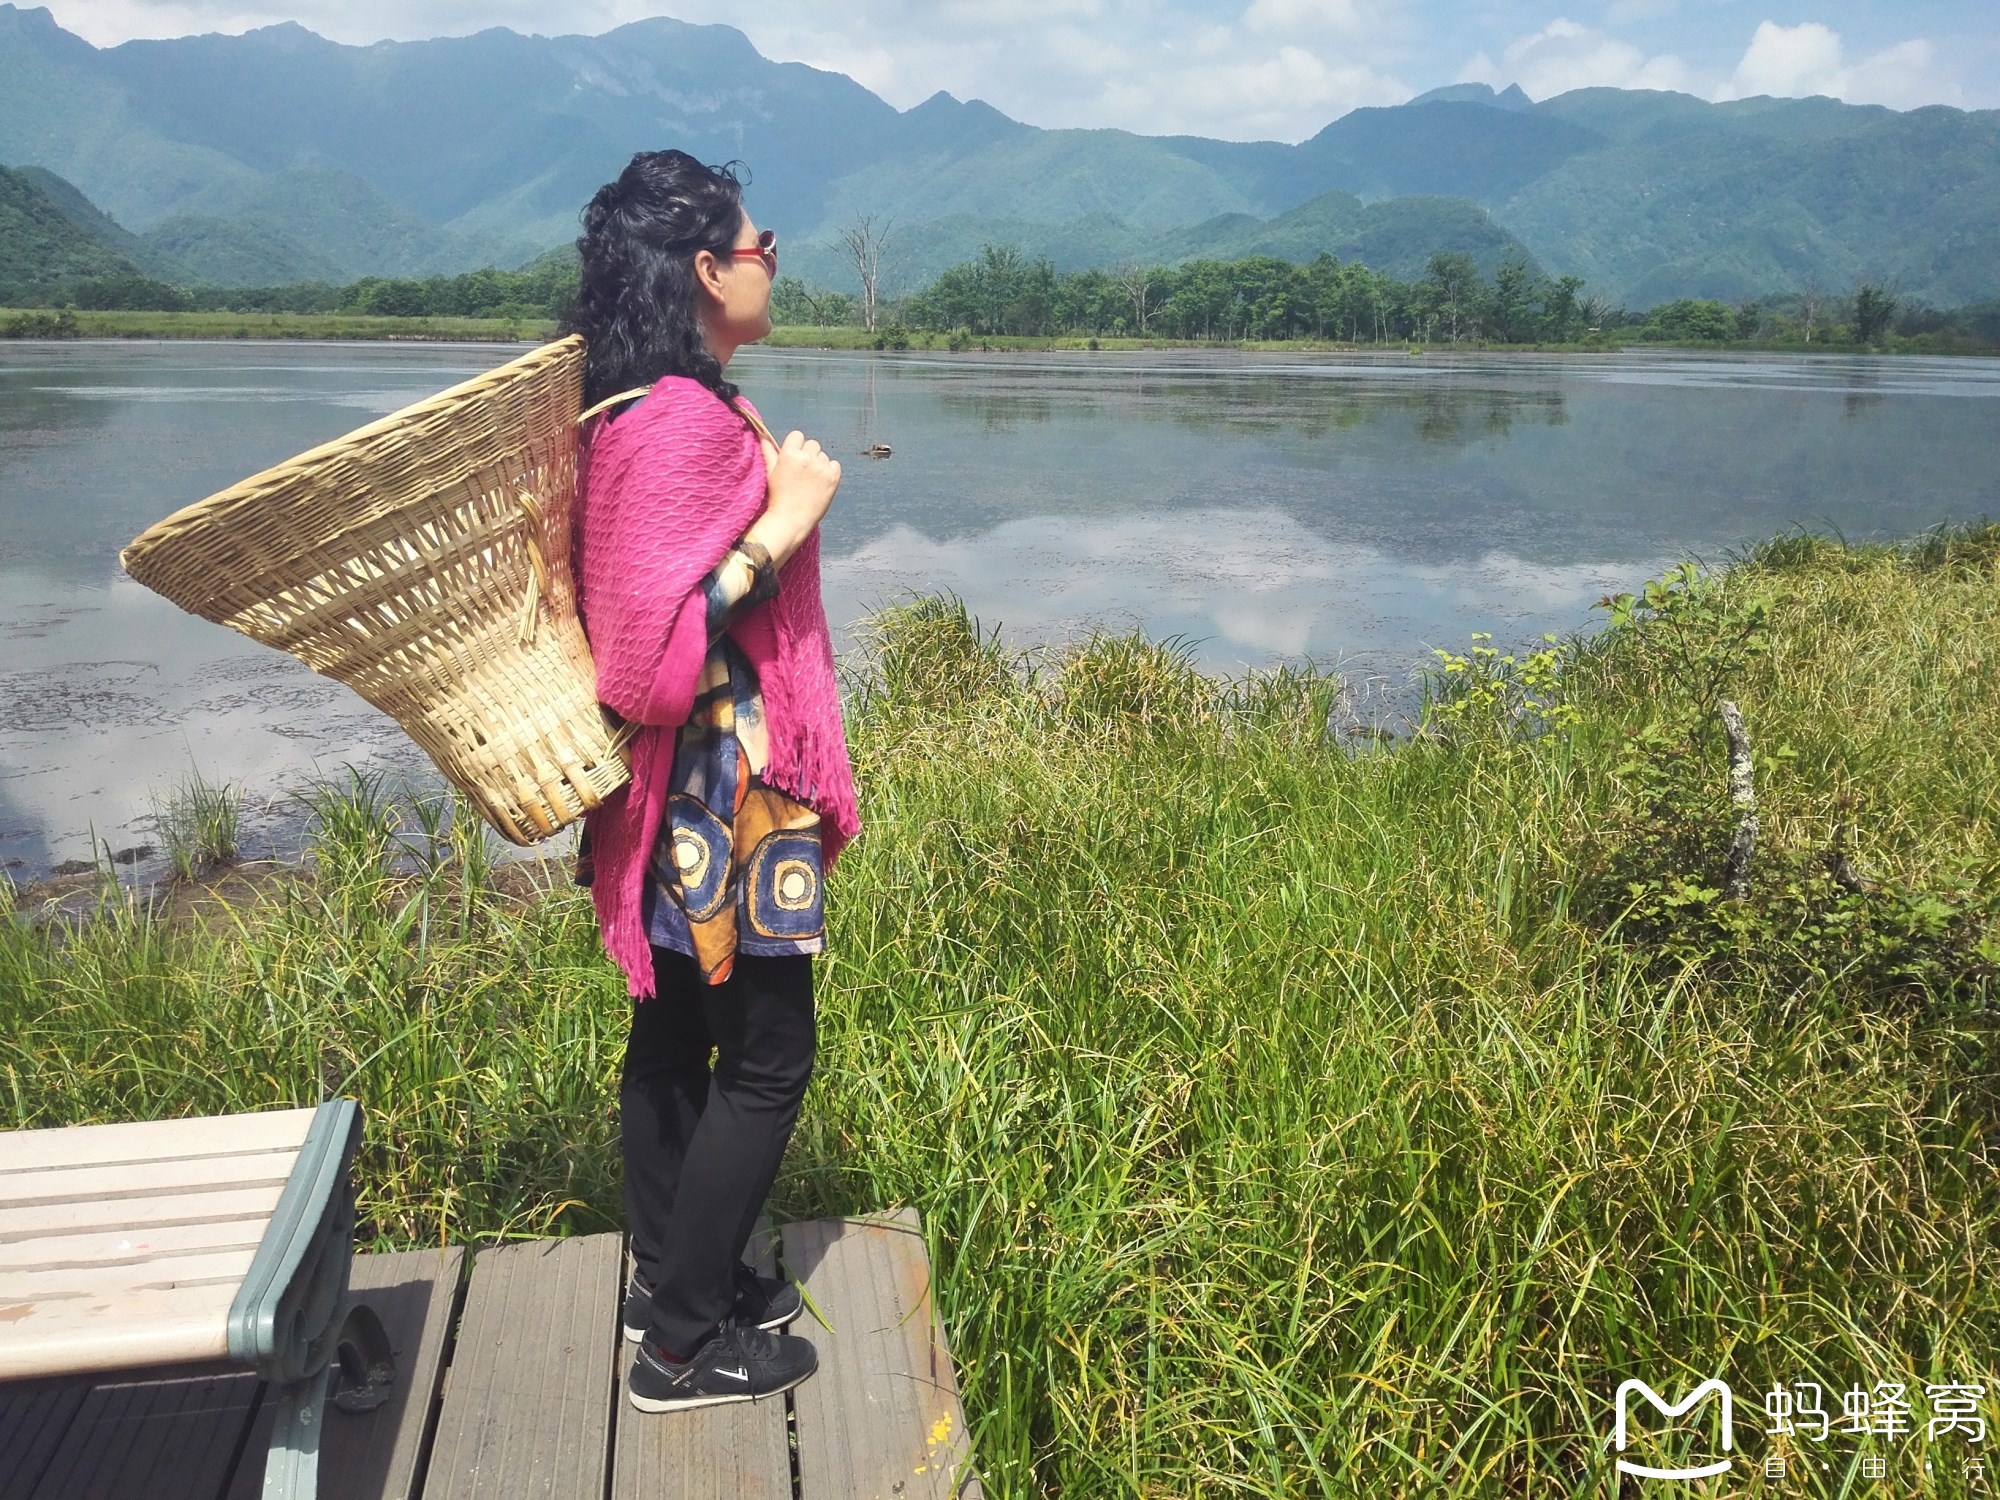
[573,375,860,998]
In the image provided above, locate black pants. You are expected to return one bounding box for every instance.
[621,945,816,1357]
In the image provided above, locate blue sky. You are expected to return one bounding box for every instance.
[47,0,1999,140]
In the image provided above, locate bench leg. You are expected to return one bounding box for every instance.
[261,1360,332,1500]
[332,1301,396,1414]
[257,1300,396,1499]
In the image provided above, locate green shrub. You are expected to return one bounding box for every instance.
[1,308,79,338]
[1574,537,1998,1003]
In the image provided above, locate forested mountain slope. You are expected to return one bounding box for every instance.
[0,162,139,301]
[1,4,1993,304]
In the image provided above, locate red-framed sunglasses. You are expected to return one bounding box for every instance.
[726,229,778,276]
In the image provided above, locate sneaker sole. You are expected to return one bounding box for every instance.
[624,1306,799,1343]
[626,1361,816,1413]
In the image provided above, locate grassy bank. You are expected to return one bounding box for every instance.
[9,311,1986,359]
[6,529,1999,1496]
[0,307,559,341]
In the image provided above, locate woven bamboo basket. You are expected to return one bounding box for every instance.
[120,334,634,844]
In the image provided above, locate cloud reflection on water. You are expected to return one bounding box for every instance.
[824,507,1667,673]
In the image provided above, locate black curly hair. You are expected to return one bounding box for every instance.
[562,150,751,409]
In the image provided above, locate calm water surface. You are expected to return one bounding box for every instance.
[3,340,1995,875]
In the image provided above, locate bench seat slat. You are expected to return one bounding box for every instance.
[0,1281,238,1380]
[0,1216,275,1276]
[0,1184,286,1244]
[0,1245,259,1302]
[0,1108,317,1176]
[0,1150,300,1211]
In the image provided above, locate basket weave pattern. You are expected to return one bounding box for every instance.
[121,336,631,844]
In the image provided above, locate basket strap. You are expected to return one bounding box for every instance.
[576,387,654,426]
[579,386,780,453]
[732,403,779,449]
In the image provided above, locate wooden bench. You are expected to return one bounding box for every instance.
[0,1102,394,1500]
[1,1109,980,1498]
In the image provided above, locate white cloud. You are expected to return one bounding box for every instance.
[1847,39,1952,109]
[1242,0,1366,38]
[934,0,1103,23]
[49,0,627,45]
[1722,20,1843,98]
[1717,21,1959,109]
[47,0,1411,139]
[1101,43,1408,138]
[1189,24,1234,59]
[1459,17,1688,100]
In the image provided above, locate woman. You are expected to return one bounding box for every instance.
[563,149,860,1414]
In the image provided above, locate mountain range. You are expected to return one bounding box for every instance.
[2,3,1996,306]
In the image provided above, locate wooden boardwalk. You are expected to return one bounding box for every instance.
[0,1210,979,1500]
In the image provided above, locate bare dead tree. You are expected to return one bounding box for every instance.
[837,213,896,333]
[1718,700,1758,900]
[1800,278,1823,345]
[1116,260,1154,335]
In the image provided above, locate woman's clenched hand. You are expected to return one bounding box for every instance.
[748,428,840,567]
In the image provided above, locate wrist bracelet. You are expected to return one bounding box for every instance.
[732,536,780,605]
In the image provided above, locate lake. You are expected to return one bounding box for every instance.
[3,340,1995,878]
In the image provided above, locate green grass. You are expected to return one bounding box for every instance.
[4,530,1998,1496]
[148,768,243,882]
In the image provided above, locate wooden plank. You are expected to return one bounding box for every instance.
[0,1152,298,1210]
[0,1280,237,1381]
[420,1235,618,1500]
[0,1217,272,1275]
[785,1209,981,1500]
[7,1363,261,1500]
[324,1247,467,1500]
[0,1110,316,1177]
[608,1217,791,1500]
[0,1186,285,1245]
[217,1246,467,1500]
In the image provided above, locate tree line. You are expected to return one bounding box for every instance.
[11,246,1997,352]
[885,247,1989,349]
[888,248,1593,344]
[32,258,576,321]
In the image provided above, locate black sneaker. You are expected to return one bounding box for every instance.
[627,1317,818,1412]
[730,1261,804,1330]
[622,1270,654,1343]
[623,1264,804,1342]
